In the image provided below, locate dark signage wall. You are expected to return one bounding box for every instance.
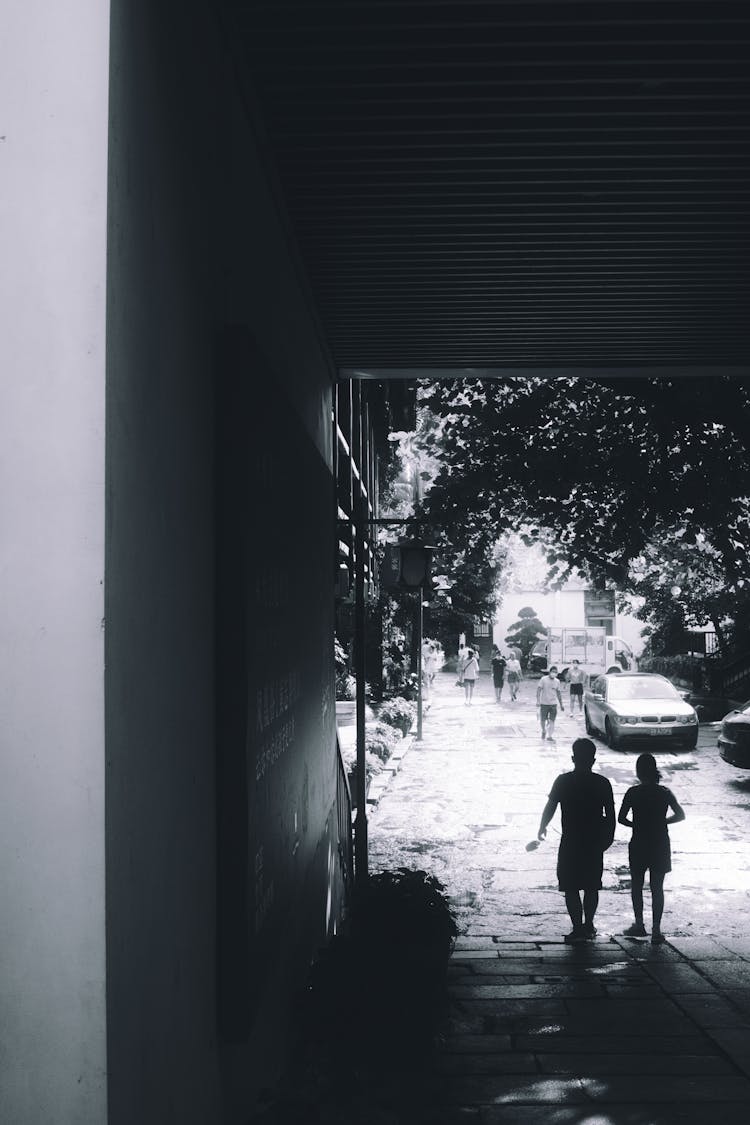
[215,330,338,1041]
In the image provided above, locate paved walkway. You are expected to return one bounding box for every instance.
[366,672,750,1122]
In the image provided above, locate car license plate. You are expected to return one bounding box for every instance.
[651,728,671,736]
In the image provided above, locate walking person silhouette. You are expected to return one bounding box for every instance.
[618,752,686,944]
[537,738,615,943]
[462,648,480,706]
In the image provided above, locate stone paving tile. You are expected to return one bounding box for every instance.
[713,938,750,959]
[452,950,504,961]
[468,966,647,984]
[440,1053,539,1076]
[611,939,684,962]
[547,1006,701,1037]
[666,937,741,960]
[707,1029,750,1076]
[601,983,668,999]
[513,1033,716,1055]
[669,991,750,1029]
[728,989,750,1016]
[451,981,607,1000]
[477,1107,750,1125]
[482,1012,705,1038]
[642,963,717,993]
[580,1074,750,1102]
[441,1035,513,1054]
[535,1052,735,1076]
[562,994,687,1019]
[445,1075,588,1105]
[455,937,503,951]
[692,960,750,989]
[451,997,567,1020]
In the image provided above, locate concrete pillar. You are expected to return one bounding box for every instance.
[0,2,110,1121]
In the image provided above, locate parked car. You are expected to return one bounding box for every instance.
[718,701,750,768]
[584,673,699,750]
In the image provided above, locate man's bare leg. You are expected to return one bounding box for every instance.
[583,889,599,935]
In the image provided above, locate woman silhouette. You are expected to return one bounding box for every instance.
[618,753,686,944]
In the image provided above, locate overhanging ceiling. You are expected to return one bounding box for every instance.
[226,1,750,378]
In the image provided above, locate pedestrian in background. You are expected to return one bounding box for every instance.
[491,645,507,702]
[462,648,480,706]
[506,653,522,701]
[536,665,565,740]
[568,659,586,714]
[618,753,686,944]
[456,644,468,686]
[537,738,615,943]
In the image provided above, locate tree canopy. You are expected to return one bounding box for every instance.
[420,376,750,650]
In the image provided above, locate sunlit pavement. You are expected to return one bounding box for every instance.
[367,673,750,1122]
[369,671,750,943]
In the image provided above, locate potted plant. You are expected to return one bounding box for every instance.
[377,696,417,737]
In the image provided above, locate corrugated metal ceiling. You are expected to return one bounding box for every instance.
[225,1,750,377]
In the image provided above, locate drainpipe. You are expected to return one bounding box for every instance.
[416,587,424,740]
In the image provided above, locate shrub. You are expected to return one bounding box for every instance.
[377,696,417,737]
[305,867,458,1062]
[365,721,401,762]
[335,672,356,700]
[637,653,705,690]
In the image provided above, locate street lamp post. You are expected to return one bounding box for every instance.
[397,541,434,743]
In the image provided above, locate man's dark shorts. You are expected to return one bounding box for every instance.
[570,683,583,698]
[557,836,604,891]
[540,703,557,724]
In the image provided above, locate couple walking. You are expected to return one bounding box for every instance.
[491,645,522,702]
[537,738,685,944]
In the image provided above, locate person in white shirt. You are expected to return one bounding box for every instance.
[568,658,586,714]
[537,666,565,741]
[505,654,522,701]
[462,649,480,705]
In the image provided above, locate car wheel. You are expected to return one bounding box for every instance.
[606,666,622,675]
[605,718,619,749]
[584,708,595,736]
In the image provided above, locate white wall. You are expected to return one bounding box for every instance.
[495,590,645,657]
[0,2,110,1121]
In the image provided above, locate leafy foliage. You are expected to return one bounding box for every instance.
[505,606,547,664]
[377,696,417,736]
[421,377,750,654]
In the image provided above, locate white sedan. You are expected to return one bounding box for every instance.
[584,673,699,751]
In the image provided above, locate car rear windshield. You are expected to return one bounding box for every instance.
[607,678,680,701]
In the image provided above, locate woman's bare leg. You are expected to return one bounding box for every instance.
[651,872,665,934]
[631,872,645,927]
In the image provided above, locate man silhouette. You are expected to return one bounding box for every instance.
[537,738,615,942]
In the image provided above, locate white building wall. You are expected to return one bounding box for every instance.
[0,3,110,1121]
[495,590,645,658]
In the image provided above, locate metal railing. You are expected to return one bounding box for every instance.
[683,629,719,656]
[335,733,354,907]
[721,650,750,702]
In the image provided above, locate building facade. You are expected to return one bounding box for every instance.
[0,4,364,1122]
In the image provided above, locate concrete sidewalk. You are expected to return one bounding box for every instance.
[365,670,750,1121]
[438,931,750,1122]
